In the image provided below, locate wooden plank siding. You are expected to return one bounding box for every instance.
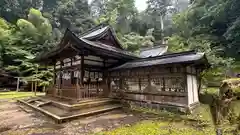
[109,65,191,110]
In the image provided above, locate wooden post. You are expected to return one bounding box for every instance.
[138,78,141,91]
[16,77,20,92]
[102,59,110,97]
[79,55,84,98]
[34,81,37,96]
[31,79,34,92]
[88,70,90,97]
[60,61,63,89]
[162,77,165,91]
[80,55,84,86]
[70,58,73,85]
[35,65,39,96]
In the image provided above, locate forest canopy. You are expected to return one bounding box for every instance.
[0,0,239,87]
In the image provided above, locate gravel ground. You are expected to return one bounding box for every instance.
[0,101,153,135]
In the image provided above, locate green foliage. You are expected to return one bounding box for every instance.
[97,104,215,135]
[119,32,154,53]
[54,0,95,34]
[168,0,240,82]
[96,120,215,135]
[0,9,54,88]
[0,91,44,99]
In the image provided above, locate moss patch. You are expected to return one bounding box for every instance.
[95,104,216,135]
[95,120,215,135]
[0,92,44,100]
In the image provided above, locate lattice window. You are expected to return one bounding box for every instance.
[165,77,185,92]
[152,78,164,91]
[140,78,148,92]
[111,78,120,91]
[126,78,139,91]
[90,72,94,79]
[74,71,80,78]
[62,58,71,68]
[84,70,89,78]
[62,71,71,80]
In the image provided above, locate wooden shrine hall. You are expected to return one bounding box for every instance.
[35,23,209,111]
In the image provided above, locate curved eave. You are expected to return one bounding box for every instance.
[110,51,210,71]
[81,26,124,50]
[34,29,138,63]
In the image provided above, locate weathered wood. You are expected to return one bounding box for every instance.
[60,61,63,89]
[16,77,20,92]
[162,77,166,91]
[113,91,187,97]
[139,78,141,91]
[80,55,84,86]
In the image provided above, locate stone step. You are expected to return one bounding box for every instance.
[51,98,119,111]
[71,99,119,110]
[59,104,122,123]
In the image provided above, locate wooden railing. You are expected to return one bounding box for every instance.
[46,82,104,100]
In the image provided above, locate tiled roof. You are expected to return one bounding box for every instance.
[81,26,109,39]
[79,38,138,58]
[35,24,139,61]
[111,51,208,70]
[140,45,168,58]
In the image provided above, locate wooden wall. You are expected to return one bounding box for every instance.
[51,54,119,99]
[109,65,189,110]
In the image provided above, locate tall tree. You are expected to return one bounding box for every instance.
[92,0,137,34]
[145,0,176,42]
[0,8,54,88]
[168,0,240,81]
[54,0,95,34]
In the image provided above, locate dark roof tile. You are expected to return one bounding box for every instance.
[140,45,168,58]
[111,51,208,70]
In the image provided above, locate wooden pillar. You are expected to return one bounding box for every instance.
[162,77,165,91]
[80,55,84,85]
[102,59,109,97]
[147,75,151,85]
[34,81,37,96]
[138,78,141,91]
[60,61,63,89]
[88,69,90,97]
[16,77,20,92]
[70,58,74,85]
[31,79,34,92]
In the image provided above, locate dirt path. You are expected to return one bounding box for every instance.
[0,100,150,135]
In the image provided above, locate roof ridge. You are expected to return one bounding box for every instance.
[136,50,197,62]
[80,21,109,37]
